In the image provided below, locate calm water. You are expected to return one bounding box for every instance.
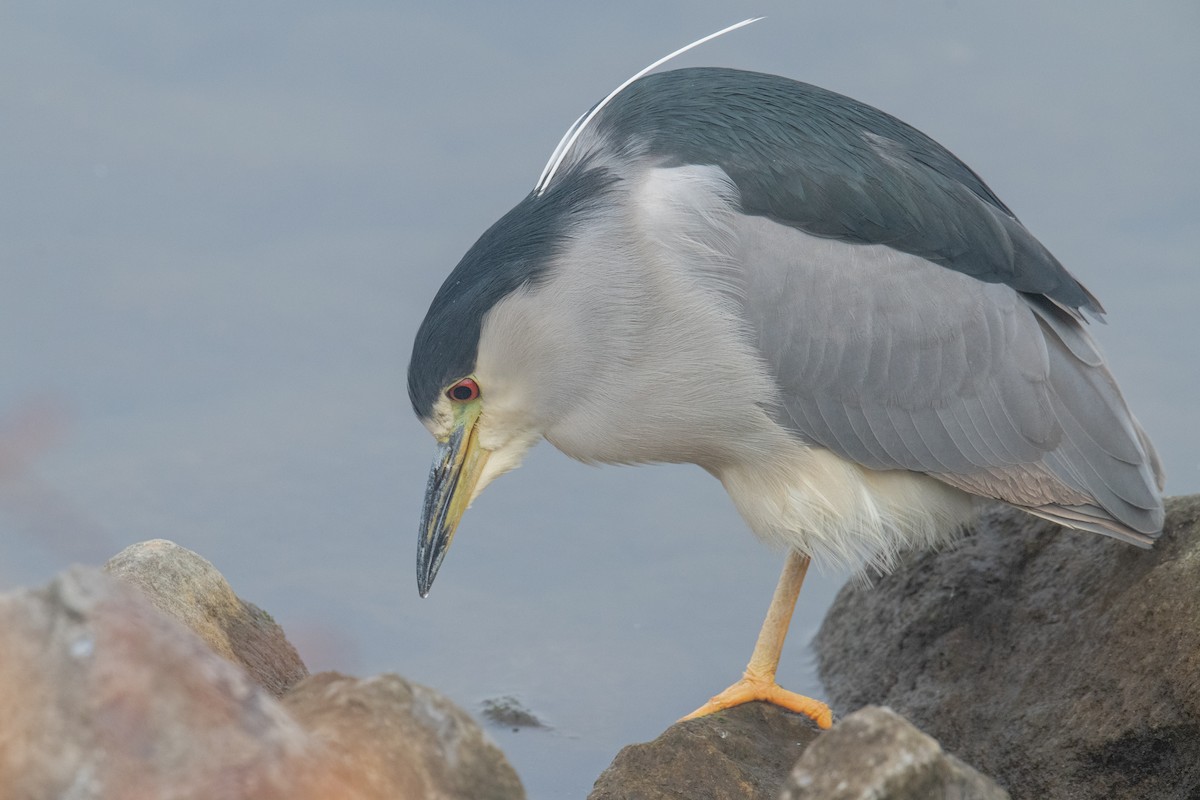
[2,4,1196,797]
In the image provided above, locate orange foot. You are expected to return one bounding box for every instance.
[681,676,833,729]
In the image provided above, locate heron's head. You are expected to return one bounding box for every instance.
[407,166,619,596]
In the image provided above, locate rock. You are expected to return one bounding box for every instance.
[780,706,1009,799]
[0,567,335,799]
[480,694,547,730]
[104,538,308,697]
[588,702,821,800]
[815,495,1200,800]
[284,673,525,800]
[0,564,526,800]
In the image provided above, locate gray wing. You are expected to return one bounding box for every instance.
[591,67,1162,540]
[592,67,1162,539]
[736,214,1164,542]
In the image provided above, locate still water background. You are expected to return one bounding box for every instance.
[2,2,1196,797]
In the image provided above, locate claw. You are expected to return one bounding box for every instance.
[682,675,833,729]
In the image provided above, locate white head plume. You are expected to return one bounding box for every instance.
[533,17,763,195]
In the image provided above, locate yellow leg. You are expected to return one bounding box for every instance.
[681,550,833,729]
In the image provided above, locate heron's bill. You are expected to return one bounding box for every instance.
[417,401,489,597]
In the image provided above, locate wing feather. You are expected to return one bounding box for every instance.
[735,213,1163,540]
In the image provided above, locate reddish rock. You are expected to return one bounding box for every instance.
[0,565,525,800]
[284,672,524,800]
[0,567,333,799]
[104,538,308,697]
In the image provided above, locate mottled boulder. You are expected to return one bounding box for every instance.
[284,673,524,800]
[0,563,525,800]
[105,538,307,697]
[781,706,1009,799]
[816,495,1200,799]
[588,702,821,800]
[0,567,334,799]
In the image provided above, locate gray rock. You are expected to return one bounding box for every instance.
[588,702,821,800]
[780,706,1009,799]
[815,495,1200,799]
[481,694,547,730]
[105,538,308,697]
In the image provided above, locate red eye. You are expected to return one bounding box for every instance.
[446,378,480,402]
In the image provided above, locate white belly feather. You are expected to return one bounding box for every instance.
[717,440,978,572]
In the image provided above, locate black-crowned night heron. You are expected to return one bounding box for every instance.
[407,24,1164,729]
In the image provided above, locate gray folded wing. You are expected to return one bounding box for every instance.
[597,66,1164,541]
[737,216,1163,542]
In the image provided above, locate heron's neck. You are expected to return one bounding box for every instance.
[539,209,778,469]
